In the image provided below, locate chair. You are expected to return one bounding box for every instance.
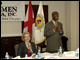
[37,40,46,53]
[14,44,19,56]
[61,36,68,51]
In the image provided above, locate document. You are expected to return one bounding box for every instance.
[63,51,75,57]
[44,55,59,59]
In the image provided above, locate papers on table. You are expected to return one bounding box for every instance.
[12,56,21,59]
[44,53,59,59]
[44,55,59,59]
[63,51,75,57]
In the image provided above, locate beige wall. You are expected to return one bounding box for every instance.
[1,1,79,51]
[76,1,79,49]
[66,1,79,51]
[66,1,71,50]
[1,21,22,37]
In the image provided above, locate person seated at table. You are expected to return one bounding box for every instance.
[17,32,37,58]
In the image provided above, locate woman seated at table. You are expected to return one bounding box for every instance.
[17,32,37,58]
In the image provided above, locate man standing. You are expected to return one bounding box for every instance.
[44,11,64,53]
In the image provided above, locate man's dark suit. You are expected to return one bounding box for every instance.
[17,42,37,58]
[44,21,64,53]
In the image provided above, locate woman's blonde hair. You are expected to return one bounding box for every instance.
[21,32,32,41]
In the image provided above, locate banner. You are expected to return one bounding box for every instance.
[35,1,46,44]
[23,1,35,42]
[1,1,25,21]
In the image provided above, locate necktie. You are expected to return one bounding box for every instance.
[55,21,58,27]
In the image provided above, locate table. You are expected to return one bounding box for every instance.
[12,52,79,59]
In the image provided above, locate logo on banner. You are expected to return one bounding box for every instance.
[35,14,45,30]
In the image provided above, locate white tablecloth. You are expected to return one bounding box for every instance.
[12,52,79,59]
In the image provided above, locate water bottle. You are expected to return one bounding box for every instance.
[59,46,62,57]
[75,50,79,57]
[37,47,41,57]
[5,52,9,59]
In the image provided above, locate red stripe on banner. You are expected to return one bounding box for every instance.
[23,1,35,41]
[28,1,33,21]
